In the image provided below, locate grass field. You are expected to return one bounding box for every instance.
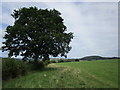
[2,59,118,88]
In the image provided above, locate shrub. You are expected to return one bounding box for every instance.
[50,61,56,63]
[2,58,28,80]
[75,59,79,62]
[33,61,45,70]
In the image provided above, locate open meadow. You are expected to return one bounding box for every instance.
[2,59,118,88]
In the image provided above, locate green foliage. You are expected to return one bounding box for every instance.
[2,58,28,80]
[24,60,48,70]
[2,7,73,62]
[50,61,56,63]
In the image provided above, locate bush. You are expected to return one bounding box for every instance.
[32,61,46,70]
[50,61,56,63]
[2,58,28,80]
[75,59,79,62]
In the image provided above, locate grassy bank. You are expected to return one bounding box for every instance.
[2,59,118,88]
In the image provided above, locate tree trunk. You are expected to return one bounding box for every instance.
[43,54,49,61]
[34,55,39,64]
[22,57,26,62]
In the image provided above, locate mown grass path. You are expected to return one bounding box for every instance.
[3,59,118,88]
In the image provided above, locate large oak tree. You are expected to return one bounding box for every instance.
[2,7,73,63]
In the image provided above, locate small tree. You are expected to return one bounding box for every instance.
[2,7,73,63]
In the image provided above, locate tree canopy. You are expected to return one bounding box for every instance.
[2,7,73,63]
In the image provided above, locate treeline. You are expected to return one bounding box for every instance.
[50,56,120,63]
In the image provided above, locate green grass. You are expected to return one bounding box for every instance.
[57,59,118,88]
[2,59,118,88]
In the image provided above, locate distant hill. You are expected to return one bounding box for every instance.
[80,56,120,61]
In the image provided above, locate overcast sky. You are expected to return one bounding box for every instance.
[0,1,118,58]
